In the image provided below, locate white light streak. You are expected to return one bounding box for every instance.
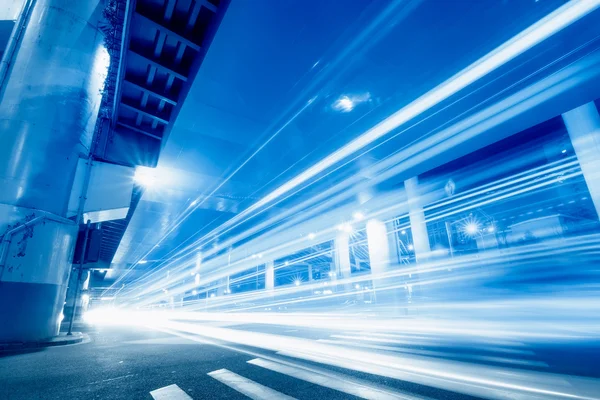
[213,0,598,235]
[122,0,600,288]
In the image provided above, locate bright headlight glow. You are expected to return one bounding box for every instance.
[133,167,157,187]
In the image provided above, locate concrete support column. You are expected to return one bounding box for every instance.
[405,177,431,262]
[334,232,352,280]
[0,0,106,342]
[307,265,313,282]
[265,261,274,291]
[366,219,396,275]
[365,218,402,305]
[334,231,353,293]
[562,102,600,219]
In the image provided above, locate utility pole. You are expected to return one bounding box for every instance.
[67,219,91,336]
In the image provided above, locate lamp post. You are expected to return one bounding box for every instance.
[67,219,91,336]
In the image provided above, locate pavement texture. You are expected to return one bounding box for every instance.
[1,321,598,400]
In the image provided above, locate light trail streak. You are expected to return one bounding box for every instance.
[86,232,600,397]
[127,152,590,308]
[130,232,600,322]
[139,231,592,311]
[114,1,600,301]
[197,39,600,273]
[107,0,418,295]
[96,21,600,400]
[192,0,599,244]
[85,311,600,399]
[119,46,600,304]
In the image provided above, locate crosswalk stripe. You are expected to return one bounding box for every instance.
[150,384,193,400]
[248,358,418,400]
[208,368,297,400]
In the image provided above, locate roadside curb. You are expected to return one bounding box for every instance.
[0,332,88,352]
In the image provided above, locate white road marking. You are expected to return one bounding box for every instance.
[248,358,419,400]
[208,368,297,400]
[150,384,193,400]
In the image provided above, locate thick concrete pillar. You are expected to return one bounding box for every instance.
[0,0,106,341]
[265,261,274,291]
[562,102,600,219]
[366,219,397,274]
[365,218,403,305]
[404,177,431,262]
[334,232,352,280]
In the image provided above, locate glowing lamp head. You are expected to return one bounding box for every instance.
[334,96,354,112]
[466,223,479,235]
[133,167,157,187]
[352,211,364,221]
[308,232,316,240]
[294,280,301,287]
[337,223,353,233]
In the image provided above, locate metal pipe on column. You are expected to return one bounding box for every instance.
[67,220,90,336]
[0,0,36,96]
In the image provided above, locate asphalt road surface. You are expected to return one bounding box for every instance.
[1,321,598,400]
